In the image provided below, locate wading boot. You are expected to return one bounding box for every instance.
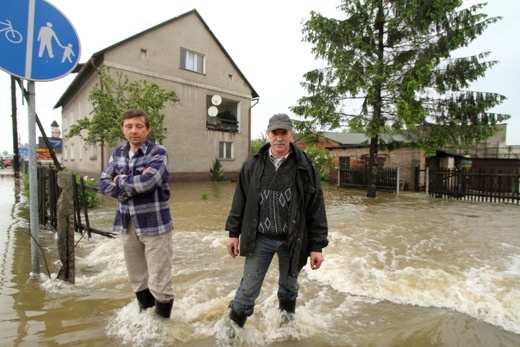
[229,308,248,327]
[135,289,155,312]
[155,299,174,319]
[278,296,296,323]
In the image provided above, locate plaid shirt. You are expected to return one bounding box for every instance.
[99,139,173,236]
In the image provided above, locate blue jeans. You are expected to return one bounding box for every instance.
[231,233,299,315]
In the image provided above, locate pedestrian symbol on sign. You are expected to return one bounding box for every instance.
[38,22,58,58]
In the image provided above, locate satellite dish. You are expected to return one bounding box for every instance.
[211,95,222,106]
[208,106,218,117]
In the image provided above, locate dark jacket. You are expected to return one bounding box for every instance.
[225,143,329,277]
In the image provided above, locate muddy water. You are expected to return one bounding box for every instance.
[1,174,519,346]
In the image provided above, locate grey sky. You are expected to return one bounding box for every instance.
[1,0,518,154]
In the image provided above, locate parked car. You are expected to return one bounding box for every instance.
[3,156,13,167]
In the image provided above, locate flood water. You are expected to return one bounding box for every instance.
[1,171,520,346]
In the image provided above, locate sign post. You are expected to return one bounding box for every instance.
[0,0,80,276]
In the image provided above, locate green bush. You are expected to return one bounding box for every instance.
[75,174,102,208]
[250,134,268,156]
[210,158,225,182]
[304,145,334,181]
[22,173,29,198]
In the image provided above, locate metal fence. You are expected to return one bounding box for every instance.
[338,167,402,193]
[417,167,520,204]
[35,164,116,238]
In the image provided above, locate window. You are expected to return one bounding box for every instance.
[69,143,75,161]
[89,144,97,160]
[339,157,350,169]
[79,140,83,161]
[206,95,239,133]
[141,49,148,60]
[180,48,205,74]
[219,142,233,160]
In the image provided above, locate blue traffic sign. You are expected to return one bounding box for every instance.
[0,0,80,81]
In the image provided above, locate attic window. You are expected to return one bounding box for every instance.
[180,47,205,74]
[140,49,148,60]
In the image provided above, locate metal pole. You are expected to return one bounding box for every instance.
[425,167,430,196]
[396,167,400,194]
[10,76,20,176]
[28,80,40,276]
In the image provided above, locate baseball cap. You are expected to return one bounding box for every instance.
[266,113,293,132]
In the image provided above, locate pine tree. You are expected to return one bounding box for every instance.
[292,0,509,197]
[210,158,225,181]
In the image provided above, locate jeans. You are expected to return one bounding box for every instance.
[231,233,299,315]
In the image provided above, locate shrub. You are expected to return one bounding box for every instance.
[304,145,334,181]
[75,174,102,208]
[210,158,225,182]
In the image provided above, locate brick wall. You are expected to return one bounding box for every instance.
[328,147,425,190]
[295,134,426,190]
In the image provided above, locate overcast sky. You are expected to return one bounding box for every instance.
[1,0,518,155]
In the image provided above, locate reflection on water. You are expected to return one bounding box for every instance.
[1,177,519,346]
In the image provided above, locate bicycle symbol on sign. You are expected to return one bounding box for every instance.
[0,19,23,44]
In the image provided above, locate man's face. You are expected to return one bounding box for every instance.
[267,128,294,157]
[122,116,151,148]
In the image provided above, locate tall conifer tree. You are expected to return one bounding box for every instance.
[292,0,509,197]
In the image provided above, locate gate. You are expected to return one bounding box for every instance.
[338,166,403,193]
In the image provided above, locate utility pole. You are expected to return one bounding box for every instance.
[11,76,20,177]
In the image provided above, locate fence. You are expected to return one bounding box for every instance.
[36,164,116,238]
[338,167,402,193]
[416,167,520,204]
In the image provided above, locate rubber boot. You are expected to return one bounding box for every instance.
[135,289,155,312]
[155,299,174,319]
[229,308,248,327]
[278,296,296,323]
[278,297,296,313]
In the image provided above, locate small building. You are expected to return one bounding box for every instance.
[443,124,520,159]
[55,9,258,182]
[294,132,425,191]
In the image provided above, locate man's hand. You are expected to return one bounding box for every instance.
[310,251,324,270]
[227,237,239,258]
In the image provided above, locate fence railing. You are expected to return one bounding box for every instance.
[417,167,520,204]
[35,164,116,238]
[338,167,402,193]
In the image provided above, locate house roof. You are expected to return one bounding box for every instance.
[319,132,369,145]
[306,131,414,147]
[54,9,259,108]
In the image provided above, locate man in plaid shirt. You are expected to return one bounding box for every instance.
[99,108,174,318]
